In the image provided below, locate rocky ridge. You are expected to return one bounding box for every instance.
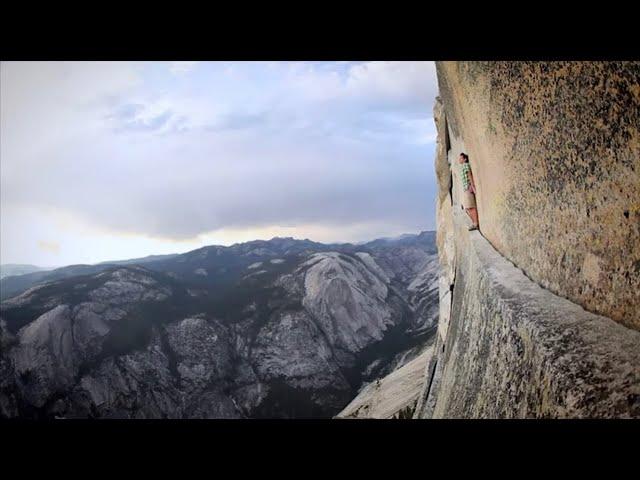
[0,233,439,418]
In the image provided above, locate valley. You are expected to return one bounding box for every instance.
[0,232,438,418]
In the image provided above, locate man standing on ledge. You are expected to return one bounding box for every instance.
[458,152,479,231]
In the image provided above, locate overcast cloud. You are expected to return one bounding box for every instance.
[1,61,438,266]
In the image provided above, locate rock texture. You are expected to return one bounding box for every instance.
[436,61,640,330]
[415,62,640,419]
[336,346,433,419]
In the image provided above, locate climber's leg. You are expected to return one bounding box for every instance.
[466,207,479,230]
[469,207,479,226]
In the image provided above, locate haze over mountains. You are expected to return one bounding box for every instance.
[0,232,438,418]
[0,264,49,280]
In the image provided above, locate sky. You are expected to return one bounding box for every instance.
[0,61,439,267]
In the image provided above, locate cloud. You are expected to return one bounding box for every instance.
[168,61,199,76]
[109,102,145,120]
[1,61,438,264]
[206,111,269,132]
[106,99,184,133]
[37,240,60,254]
[116,109,173,132]
[271,61,438,115]
[345,61,438,107]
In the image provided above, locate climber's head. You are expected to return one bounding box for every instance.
[458,152,469,164]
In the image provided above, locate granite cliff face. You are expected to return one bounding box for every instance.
[436,61,640,330]
[0,234,438,418]
[415,62,640,418]
[336,347,432,419]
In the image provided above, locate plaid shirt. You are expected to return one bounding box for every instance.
[460,162,472,191]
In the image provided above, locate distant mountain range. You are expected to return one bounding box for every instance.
[0,232,438,418]
[0,264,50,280]
[97,253,180,266]
[0,255,180,298]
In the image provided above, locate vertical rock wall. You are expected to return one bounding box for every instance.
[437,61,640,330]
[414,62,640,418]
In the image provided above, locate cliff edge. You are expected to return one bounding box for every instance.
[415,61,640,418]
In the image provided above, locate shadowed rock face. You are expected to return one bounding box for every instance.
[414,62,640,419]
[0,235,438,419]
[437,61,640,330]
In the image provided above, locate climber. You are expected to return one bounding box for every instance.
[458,152,479,231]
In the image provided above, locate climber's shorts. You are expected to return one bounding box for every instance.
[462,188,476,209]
